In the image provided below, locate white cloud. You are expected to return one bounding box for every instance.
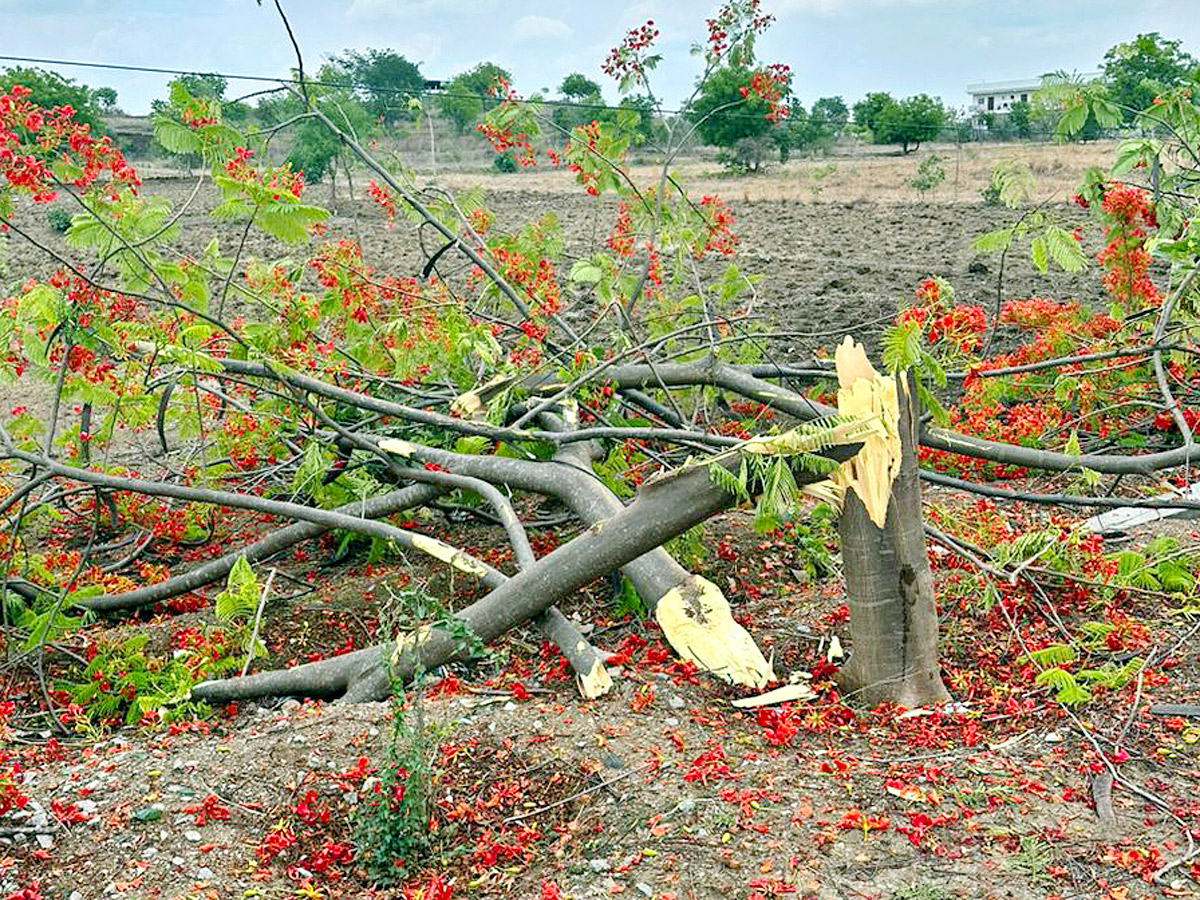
[345,0,489,22]
[511,14,572,41]
[774,0,960,16]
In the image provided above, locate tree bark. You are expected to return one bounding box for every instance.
[191,443,857,703]
[836,373,949,708]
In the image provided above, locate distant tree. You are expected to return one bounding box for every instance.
[439,62,513,133]
[333,49,426,124]
[812,96,849,132]
[1102,32,1197,121]
[775,100,834,160]
[181,73,227,100]
[0,67,105,131]
[610,95,660,145]
[256,64,375,186]
[860,93,946,154]
[1008,100,1032,138]
[688,66,783,154]
[553,73,604,134]
[559,73,602,100]
[92,86,120,114]
[852,91,894,134]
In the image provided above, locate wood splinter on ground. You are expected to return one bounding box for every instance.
[654,574,776,689]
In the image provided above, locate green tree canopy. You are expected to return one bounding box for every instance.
[552,73,604,133]
[812,96,848,132]
[92,87,120,114]
[1102,32,1197,120]
[775,100,837,160]
[0,67,106,132]
[438,62,513,133]
[856,92,946,153]
[175,73,227,100]
[852,91,894,133]
[687,65,784,151]
[256,64,375,184]
[559,73,602,100]
[332,49,426,124]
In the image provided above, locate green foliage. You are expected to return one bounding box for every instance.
[493,151,518,173]
[972,162,1087,274]
[1033,666,1092,705]
[852,92,894,133]
[665,524,708,571]
[353,668,434,885]
[612,576,648,619]
[688,66,785,155]
[1102,32,1198,121]
[878,94,947,154]
[706,418,860,532]
[1007,100,1033,138]
[1112,537,1197,594]
[45,207,72,234]
[776,503,838,580]
[213,556,266,663]
[357,587,487,884]
[812,96,849,132]
[439,62,513,133]
[1006,836,1057,887]
[67,632,233,726]
[908,155,945,197]
[92,86,119,113]
[560,73,602,100]
[892,883,953,900]
[881,318,949,423]
[1036,71,1121,140]
[332,49,426,124]
[775,101,836,162]
[0,66,106,132]
[855,92,947,153]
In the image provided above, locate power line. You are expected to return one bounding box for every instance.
[0,53,793,123]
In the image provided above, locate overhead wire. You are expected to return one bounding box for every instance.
[0,53,786,123]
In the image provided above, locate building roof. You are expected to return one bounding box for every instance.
[967,71,1103,97]
[966,77,1043,96]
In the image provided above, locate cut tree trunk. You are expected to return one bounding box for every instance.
[191,442,858,703]
[836,371,949,707]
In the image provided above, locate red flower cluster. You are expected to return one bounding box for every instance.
[704,0,774,62]
[366,180,397,224]
[0,84,139,208]
[223,145,303,201]
[608,201,635,256]
[602,20,659,85]
[1096,185,1160,309]
[697,195,738,257]
[476,78,537,167]
[740,65,792,123]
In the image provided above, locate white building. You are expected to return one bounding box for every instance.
[966,77,1042,118]
[966,72,1102,125]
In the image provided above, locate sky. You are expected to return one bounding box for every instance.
[0,0,1196,116]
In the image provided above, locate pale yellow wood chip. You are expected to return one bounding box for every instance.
[731,682,818,708]
[655,574,775,689]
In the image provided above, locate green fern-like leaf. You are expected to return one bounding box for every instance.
[215,556,259,623]
[256,204,330,244]
[709,458,750,502]
[972,225,1017,253]
[1045,226,1088,272]
[151,116,203,155]
[1027,643,1076,666]
[1034,667,1092,705]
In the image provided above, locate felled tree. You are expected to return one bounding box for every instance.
[3,0,1200,723]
